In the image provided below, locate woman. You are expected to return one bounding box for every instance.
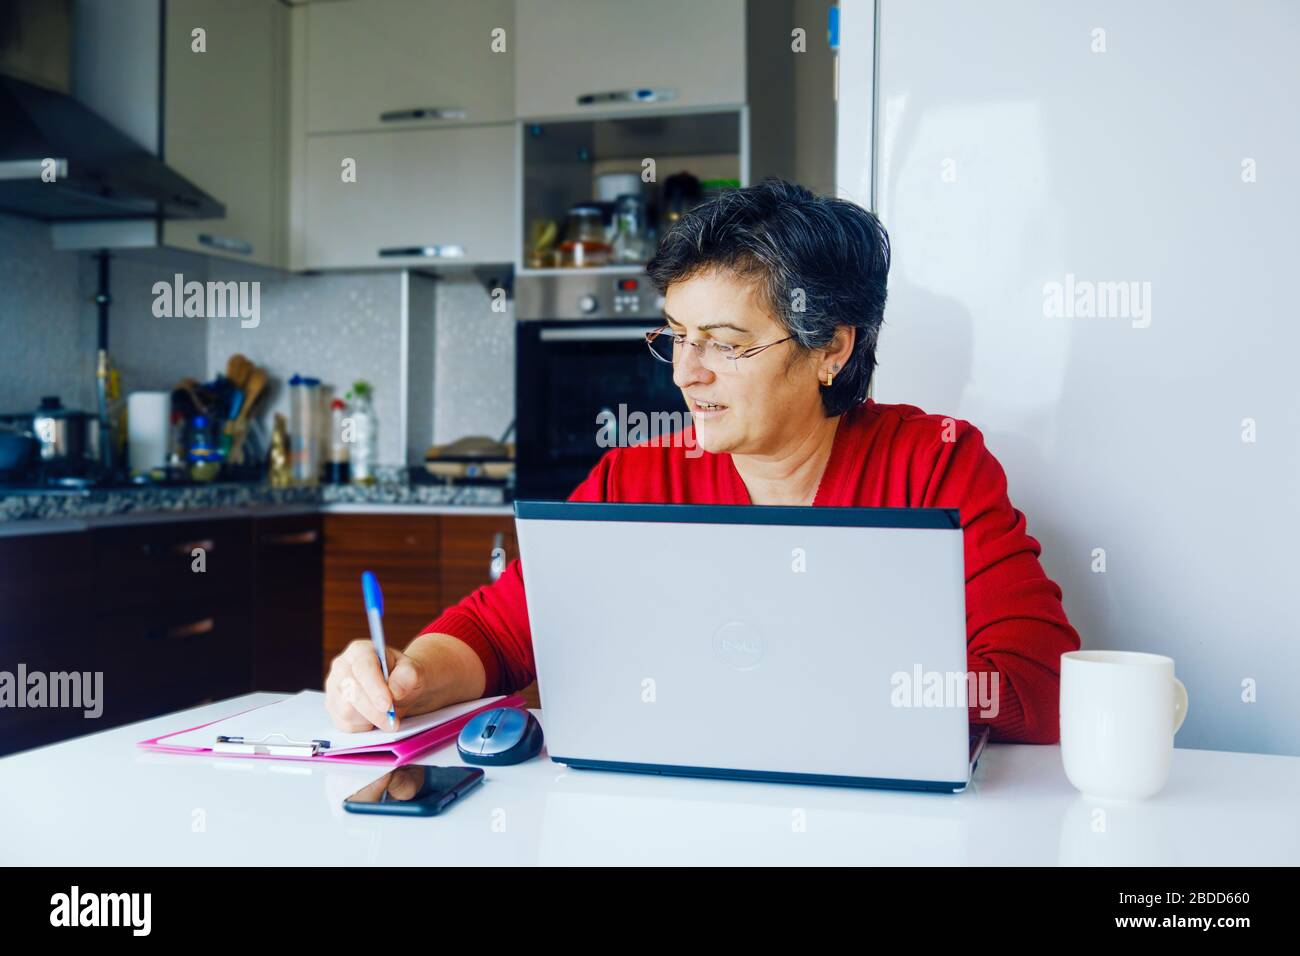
[325,179,1081,744]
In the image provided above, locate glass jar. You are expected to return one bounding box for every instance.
[556,205,611,268]
[611,194,647,264]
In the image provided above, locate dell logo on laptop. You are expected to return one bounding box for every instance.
[712,621,766,670]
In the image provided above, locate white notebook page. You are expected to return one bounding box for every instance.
[159,691,511,753]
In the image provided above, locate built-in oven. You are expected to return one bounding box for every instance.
[515,272,682,500]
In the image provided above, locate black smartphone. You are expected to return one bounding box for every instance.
[343,765,484,816]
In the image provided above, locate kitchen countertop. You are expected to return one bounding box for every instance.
[0,477,513,535]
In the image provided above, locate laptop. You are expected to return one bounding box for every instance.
[514,501,990,793]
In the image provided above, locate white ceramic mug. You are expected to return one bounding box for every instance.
[1060,650,1189,800]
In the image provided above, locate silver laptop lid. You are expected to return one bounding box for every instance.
[515,502,971,789]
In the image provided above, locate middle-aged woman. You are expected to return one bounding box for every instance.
[324,178,1081,744]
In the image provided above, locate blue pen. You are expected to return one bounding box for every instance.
[361,571,397,728]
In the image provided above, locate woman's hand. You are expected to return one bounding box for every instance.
[325,640,427,732]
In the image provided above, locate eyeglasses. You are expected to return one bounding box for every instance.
[645,325,793,370]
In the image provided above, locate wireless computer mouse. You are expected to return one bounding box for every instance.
[456,707,544,766]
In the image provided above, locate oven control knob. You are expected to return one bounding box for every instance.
[578,294,599,314]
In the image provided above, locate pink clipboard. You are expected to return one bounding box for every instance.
[137,693,527,767]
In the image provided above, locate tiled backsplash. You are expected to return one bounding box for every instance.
[430,276,515,446]
[205,268,407,463]
[1,214,100,413]
[0,212,516,466]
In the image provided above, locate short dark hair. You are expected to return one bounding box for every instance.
[646,178,890,416]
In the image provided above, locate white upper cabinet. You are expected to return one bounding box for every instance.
[300,123,516,269]
[163,0,285,267]
[514,0,746,119]
[305,0,514,134]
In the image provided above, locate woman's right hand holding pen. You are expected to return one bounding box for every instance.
[325,641,427,732]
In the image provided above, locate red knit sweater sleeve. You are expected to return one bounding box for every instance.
[919,419,1081,744]
[414,451,617,696]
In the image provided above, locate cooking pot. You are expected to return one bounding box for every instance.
[31,396,99,466]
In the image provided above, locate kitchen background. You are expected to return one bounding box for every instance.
[0,222,515,465]
[0,0,835,755]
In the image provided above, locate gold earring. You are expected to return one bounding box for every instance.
[824,370,834,387]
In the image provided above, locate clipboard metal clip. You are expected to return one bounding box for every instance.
[214,733,332,757]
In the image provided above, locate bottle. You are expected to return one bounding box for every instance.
[188,414,221,482]
[288,374,322,486]
[324,398,351,484]
[347,380,377,486]
[268,412,292,488]
[611,193,647,263]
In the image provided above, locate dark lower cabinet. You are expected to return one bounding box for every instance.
[0,530,95,755]
[1,512,323,757]
[98,598,254,724]
[93,516,253,608]
[91,517,256,727]
[0,508,521,758]
[252,514,323,693]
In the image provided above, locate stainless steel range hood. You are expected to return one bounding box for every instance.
[0,75,223,221]
[0,0,223,224]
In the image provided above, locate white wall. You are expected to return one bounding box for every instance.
[840,0,1299,756]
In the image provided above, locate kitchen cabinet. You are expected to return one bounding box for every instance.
[0,530,96,756]
[0,519,257,755]
[321,513,536,708]
[304,0,514,135]
[93,517,253,610]
[514,0,746,119]
[252,514,324,694]
[300,123,516,269]
[0,513,326,757]
[438,515,518,608]
[0,0,71,92]
[99,597,254,721]
[161,0,287,267]
[1,509,528,757]
[438,514,537,710]
[92,517,256,721]
[322,514,443,675]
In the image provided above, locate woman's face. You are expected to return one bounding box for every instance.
[663,269,826,457]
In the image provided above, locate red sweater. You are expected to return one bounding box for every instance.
[420,398,1081,744]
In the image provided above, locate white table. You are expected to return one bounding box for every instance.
[2,693,1297,865]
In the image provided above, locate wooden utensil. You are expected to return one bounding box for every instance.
[225,354,252,391]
